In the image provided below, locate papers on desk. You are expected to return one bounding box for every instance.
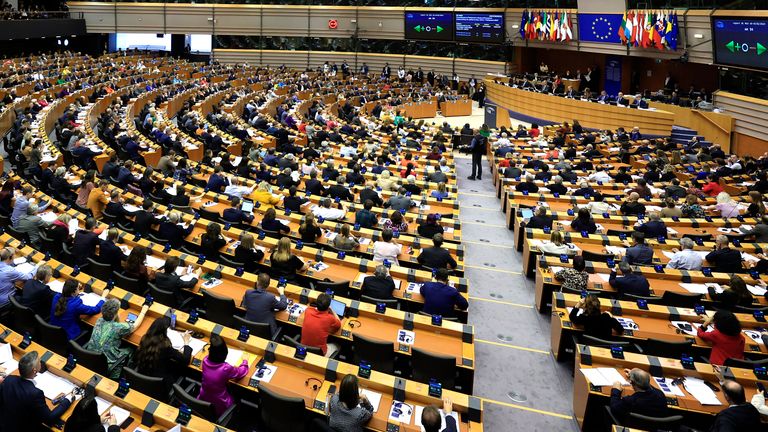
[604,246,626,256]
[99,403,131,432]
[167,329,207,356]
[359,238,371,245]
[33,371,76,400]
[95,396,111,415]
[80,292,104,307]
[414,407,459,432]
[324,231,338,241]
[288,303,307,317]
[311,261,329,273]
[549,266,564,274]
[747,284,768,296]
[232,156,242,167]
[48,279,65,293]
[742,252,760,263]
[666,227,678,236]
[405,282,422,293]
[596,273,611,282]
[251,364,278,383]
[654,377,685,397]
[678,282,722,295]
[359,389,382,412]
[615,317,639,331]
[68,219,80,236]
[13,257,27,265]
[225,348,247,366]
[683,377,722,405]
[579,367,629,387]
[145,255,165,269]
[0,343,19,375]
[744,330,765,345]
[201,278,223,289]
[202,201,218,208]
[123,204,140,213]
[39,211,58,223]
[397,329,415,345]
[164,186,177,196]
[388,401,414,424]
[15,262,36,275]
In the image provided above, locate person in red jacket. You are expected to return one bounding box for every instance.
[701,174,724,197]
[697,310,745,365]
[301,293,342,357]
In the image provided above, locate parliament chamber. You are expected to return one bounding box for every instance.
[1,1,768,432]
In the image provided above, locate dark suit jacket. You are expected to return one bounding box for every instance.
[222,208,254,224]
[98,239,127,271]
[705,248,743,273]
[609,271,651,297]
[417,247,457,269]
[305,179,324,196]
[158,221,193,247]
[361,275,396,300]
[234,246,265,273]
[527,215,553,230]
[636,221,667,239]
[625,244,655,265]
[133,210,160,235]
[154,271,198,307]
[72,230,100,265]
[0,375,72,431]
[19,279,54,317]
[242,289,288,335]
[609,387,667,419]
[708,403,761,432]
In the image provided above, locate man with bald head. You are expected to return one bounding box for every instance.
[610,368,667,419]
[706,235,743,274]
[620,192,646,216]
[709,379,760,430]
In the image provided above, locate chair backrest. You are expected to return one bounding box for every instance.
[621,293,663,304]
[353,333,394,374]
[198,208,221,221]
[219,255,246,269]
[313,280,352,299]
[734,305,768,313]
[202,289,236,328]
[360,295,400,310]
[9,295,38,336]
[148,283,177,308]
[233,315,272,340]
[417,311,459,322]
[582,250,615,263]
[311,418,336,432]
[87,257,114,282]
[643,338,694,359]
[100,210,118,224]
[580,334,629,349]
[35,314,70,356]
[6,224,30,243]
[112,271,145,295]
[411,347,456,390]
[258,384,307,432]
[625,412,684,431]
[39,231,62,258]
[124,366,169,402]
[147,232,168,244]
[69,340,109,377]
[724,357,768,369]
[172,383,218,422]
[661,291,703,308]
[561,286,602,297]
[282,334,323,356]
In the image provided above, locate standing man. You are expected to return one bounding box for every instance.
[467,129,487,181]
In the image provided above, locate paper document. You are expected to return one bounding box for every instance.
[39,211,57,223]
[596,273,611,282]
[225,348,247,366]
[33,371,76,400]
[103,405,131,431]
[251,364,278,383]
[15,262,36,275]
[95,397,111,415]
[604,246,626,256]
[359,389,382,412]
[615,317,639,330]
[744,330,765,345]
[654,377,685,397]
[123,204,140,213]
[80,292,103,307]
[48,279,65,293]
[68,219,80,236]
[747,284,768,296]
[683,377,722,405]
[670,321,697,336]
[579,367,629,386]
[167,329,207,356]
[388,401,414,424]
[0,343,19,375]
[145,255,165,269]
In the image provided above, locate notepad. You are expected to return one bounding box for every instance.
[39,211,58,223]
[166,330,207,356]
[15,262,36,275]
[579,367,629,387]
[33,371,77,400]
[80,292,104,307]
[414,406,458,431]
[359,389,382,413]
[596,273,611,282]
[225,348,247,366]
[145,255,165,269]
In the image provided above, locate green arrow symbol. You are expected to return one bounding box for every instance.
[436,26,443,33]
[758,42,766,56]
[414,25,421,32]
[726,41,735,52]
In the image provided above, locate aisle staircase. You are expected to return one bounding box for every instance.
[670,125,712,147]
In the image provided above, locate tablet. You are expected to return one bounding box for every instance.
[241,200,254,214]
[330,299,346,317]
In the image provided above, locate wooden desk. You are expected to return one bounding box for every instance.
[396,102,437,119]
[440,100,472,117]
[485,80,675,136]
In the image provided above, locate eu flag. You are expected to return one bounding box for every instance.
[577,14,624,44]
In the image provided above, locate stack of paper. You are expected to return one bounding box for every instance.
[48,279,65,293]
[683,377,722,405]
[145,255,165,269]
[0,343,19,375]
[166,329,207,356]
[359,389,382,412]
[388,401,414,424]
[33,371,77,400]
[225,348,248,366]
[105,405,131,431]
[579,368,629,386]
[39,212,58,223]
[80,292,104,307]
[311,262,330,272]
[549,266,564,274]
[678,283,712,295]
[654,377,685,396]
[604,246,626,256]
[15,262,36,275]
[747,284,768,296]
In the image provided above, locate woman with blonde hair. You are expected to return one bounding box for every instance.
[376,170,398,192]
[252,181,281,209]
[707,192,740,218]
[431,182,449,200]
[270,237,308,280]
[299,212,322,243]
[747,190,766,218]
[670,150,683,165]
[538,231,576,256]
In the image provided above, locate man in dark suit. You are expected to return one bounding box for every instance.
[154,256,200,308]
[98,228,127,272]
[242,273,288,337]
[0,351,73,430]
[133,201,162,236]
[222,196,255,225]
[708,379,761,430]
[609,368,667,419]
[624,232,655,266]
[72,217,101,266]
[105,190,137,225]
[206,166,228,193]
[19,265,55,317]
[609,262,651,297]
[420,269,468,318]
[634,213,667,240]
[158,212,193,248]
[326,176,354,201]
[706,235,743,274]
[417,234,457,270]
[359,183,383,207]
[526,206,553,230]
[421,399,458,432]
[361,265,397,300]
[304,170,325,196]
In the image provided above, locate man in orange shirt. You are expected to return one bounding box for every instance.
[87,180,110,219]
[301,293,341,357]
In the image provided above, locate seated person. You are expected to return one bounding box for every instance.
[634,212,667,239]
[546,175,568,195]
[222,196,255,225]
[157,212,193,248]
[200,222,227,263]
[332,224,359,251]
[420,269,468,318]
[620,192,646,216]
[609,262,651,297]
[260,207,289,233]
[539,231,576,256]
[706,235,743,274]
[355,200,379,229]
[234,233,265,272]
[50,279,109,340]
[269,237,309,281]
[86,299,148,378]
[312,198,347,221]
[569,294,624,339]
[417,213,444,238]
[526,206,553,230]
[624,232,654,265]
[18,264,55,317]
[153,256,201,308]
[417,234,457,270]
[301,292,342,357]
[361,265,396,300]
[571,208,598,234]
[515,174,539,194]
[610,369,667,420]
[134,317,193,391]
[242,273,287,337]
[666,237,703,271]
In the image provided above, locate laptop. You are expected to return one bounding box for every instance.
[330,299,346,317]
[241,200,254,214]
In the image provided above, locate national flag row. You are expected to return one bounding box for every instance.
[519,10,573,43]
[618,10,679,50]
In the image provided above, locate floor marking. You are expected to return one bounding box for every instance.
[461,220,506,228]
[476,396,573,420]
[458,191,497,198]
[476,338,549,354]
[469,296,532,308]
[464,264,521,274]
[461,240,515,249]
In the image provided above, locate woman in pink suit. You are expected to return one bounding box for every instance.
[197,335,249,415]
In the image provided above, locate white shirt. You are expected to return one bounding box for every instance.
[224,184,255,199]
[587,171,613,182]
[312,206,346,221]
[373,241,402,266]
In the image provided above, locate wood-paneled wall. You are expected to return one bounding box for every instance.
[714,91,768,155]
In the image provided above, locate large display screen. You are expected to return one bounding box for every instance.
[115,33,171,51]
[454,13,505,44]
[404,12,454,41]
[712,17,768,70]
